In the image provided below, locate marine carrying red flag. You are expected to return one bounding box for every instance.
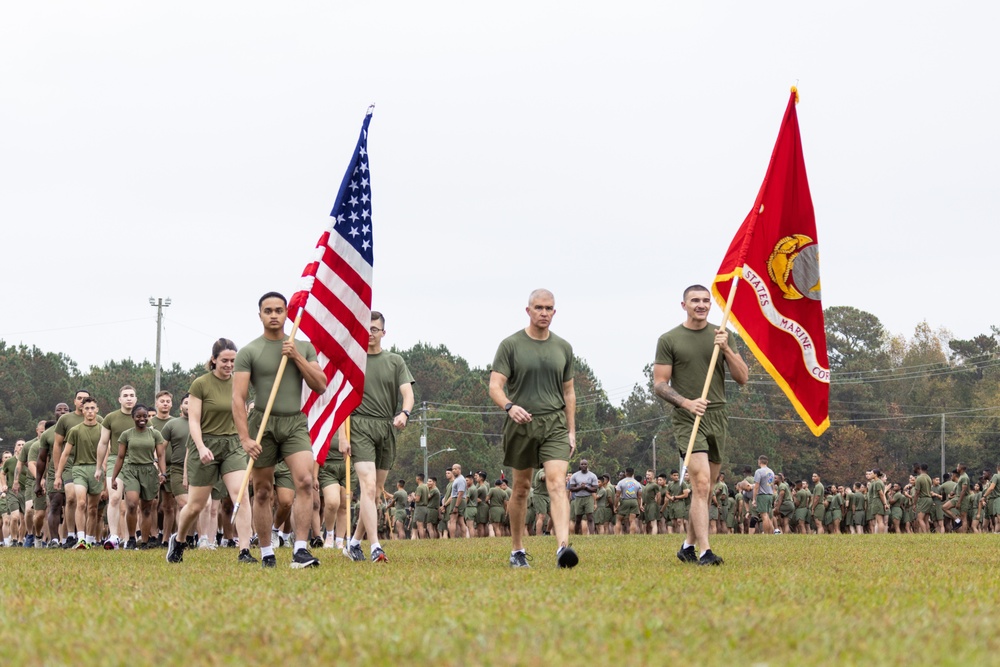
[712,89,830,436]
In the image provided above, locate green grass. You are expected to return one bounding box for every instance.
[2,535,1000,666]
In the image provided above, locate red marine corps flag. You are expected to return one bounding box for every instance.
[712,88,830,436]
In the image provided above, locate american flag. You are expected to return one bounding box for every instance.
[288,108,374,464]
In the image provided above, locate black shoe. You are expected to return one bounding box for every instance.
[62,535,78,550]
[309,535,324,549]
[261,554,277,568]
[124,537,138,551]
[249,534,259,547]
[138,541,150,550]
[677,545,698,563]
[146,536,161,549]
[291,548,320,569]
[371,547,388,563]
[509,550,531,568]
[186,535,197,548]
[343,544,365,562]
[165,534,185,564]
[48,539,61,549]
[556,545,579,569]
[698,549,724,566]
[238,549,258,564]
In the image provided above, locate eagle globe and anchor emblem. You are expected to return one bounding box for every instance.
[766,234,821,301]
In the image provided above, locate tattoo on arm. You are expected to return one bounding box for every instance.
[654,382,686,408]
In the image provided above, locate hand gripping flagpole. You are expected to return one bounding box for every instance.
[679,274,740,483]
[232,311,304,522]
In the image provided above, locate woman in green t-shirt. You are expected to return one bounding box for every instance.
[111,404,167,550]
[167,338,253,565]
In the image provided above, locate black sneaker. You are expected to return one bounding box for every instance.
[371,547,388,563]
[47,539,60,549]
[261,554,277,568]
[676,545,698,563]
[62,535,78,550]
[291,548,319,569]
[238,549,258,564]
[249,534,259,547]
[165,534,185,564]
[309,535,324,549]
[186,535,197,548]
[124,537,138,551]
[556,545,579,569]
[343,544,365,562]
[509,550,531,568]
[138,541,150,550]
[698,549,724,566]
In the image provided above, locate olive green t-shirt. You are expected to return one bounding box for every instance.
[414,483,428,506]
[869,479,886,504]
[235,335,318,415]
[795,488,810,507]
[442,481,453,507]
[915,474,932,499]
[989,474,1000,501]
[940,480,957,501]
[776,482,791,505]
[102,410,137,453]
[2,456,16,488]
[354,351,415,419]
[955,473,970,499]
[812,482,825,501]
[118,428,165,466]
[392,489,408,510]
[427,487,441,509]
[55,412,103,467]
[532,468,549,497]
[149,415,171,432]
[160,417,191,467]
[654,324,736,409]
[492,329,574,415]
[189,372,237,435]
[67,422,104,465]
[27,439,41,480]
[488,486,506,507]
[828,493,842,512]
[595,486,609,508]
[642,482,659,507]
[18,440,35,486]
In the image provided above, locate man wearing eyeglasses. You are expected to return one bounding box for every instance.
[340,311,415,564]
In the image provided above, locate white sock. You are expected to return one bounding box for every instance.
[512,548,525,556]
[111,534,119,543]
[281,531,292,542]
[682,541,692,550]
[699,550,708,558]
[294,540,307,552]
[335,538,344,548]
[261,546,275,557]
[86,535,95,544]
[349,538,361,548]
[77,531,85,541]
[370,541,382,553]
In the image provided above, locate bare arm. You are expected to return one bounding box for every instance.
[652,364,708,416]
[563,378,576,454]
[96,426,112,474]
[284,341,327,394]
[110,442,128,487]
[232,371,261,461]
[489,371,532,424]
[54,441,74,489]
[716,329,749,386]
[393,382,415,430]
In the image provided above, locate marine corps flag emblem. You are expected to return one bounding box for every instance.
[712,88,830,436]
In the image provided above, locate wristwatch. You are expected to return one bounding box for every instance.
[401,409,410,417]
[504,402,513,412]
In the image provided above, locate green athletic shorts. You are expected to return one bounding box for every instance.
[476,502,489,524]
[247,409,311,469]
[187,434,248,488]
[121,464,159,501]
[393,509,407,523]
[643,502,659,522]
[594,506,610,525]
[318,458,348,489]
[672,408,728,464]
[348,415,397,469]
[916,498,934,514]
[933,503,944,521]
[274,462,294,491]
[813,506,825,524]
[169,465,187,497]
[211,477,227,501]
[464,502,477,521]
[992,498,1000,516]
[413,506,428,523]
[502,410,570,470]
[755,494,774,516]
[33,487,47,511]
[532,494,550,516]
[72,464,104,496]
[618,498,639,516]
[778,501,796,518]
[572,495,595,517]
[669,503,686,521]
[794,507,809,522]
[709,505,719,521]
[489,506,504,524]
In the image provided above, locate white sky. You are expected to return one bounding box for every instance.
[2,2,997,406]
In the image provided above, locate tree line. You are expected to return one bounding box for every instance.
[3,305,999,485]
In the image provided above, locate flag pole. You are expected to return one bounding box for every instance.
[344,417,352,540]
[679,274,741,482]
[232,311,304,523]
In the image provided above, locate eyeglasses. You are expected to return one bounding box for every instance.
[369,326,383,334]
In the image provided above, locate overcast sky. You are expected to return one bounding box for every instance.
[2,2,997,407]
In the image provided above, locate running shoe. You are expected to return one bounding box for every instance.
[165,534,185,564]
[24,535,35,549]
[248,534,259,547]
[309,535,324,549]
[271,529,281,548]
[698,549,725,566]
[343,544,365,562]
[74,539,90,550]
[62,535,78,549]
[509,550,531,568]
[261,554,277,568]
[556,545,578,569]
[103,537,119,551]
[238,549,258,564]
[47,539,60,549]
[676,545,698,564]
[124,537,138,551]
[371,547,388,563]
[291,548,320,569]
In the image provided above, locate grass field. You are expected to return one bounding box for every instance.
[2,534,1000,666]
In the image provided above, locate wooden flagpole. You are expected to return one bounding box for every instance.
[344,417,352,540]
[679,274,741,481]
[232,311,304,522]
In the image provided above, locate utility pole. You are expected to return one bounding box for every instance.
[652,435,657,475]
[149,297,171,395]
[411,401,442,478]
[941,413,946,479]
